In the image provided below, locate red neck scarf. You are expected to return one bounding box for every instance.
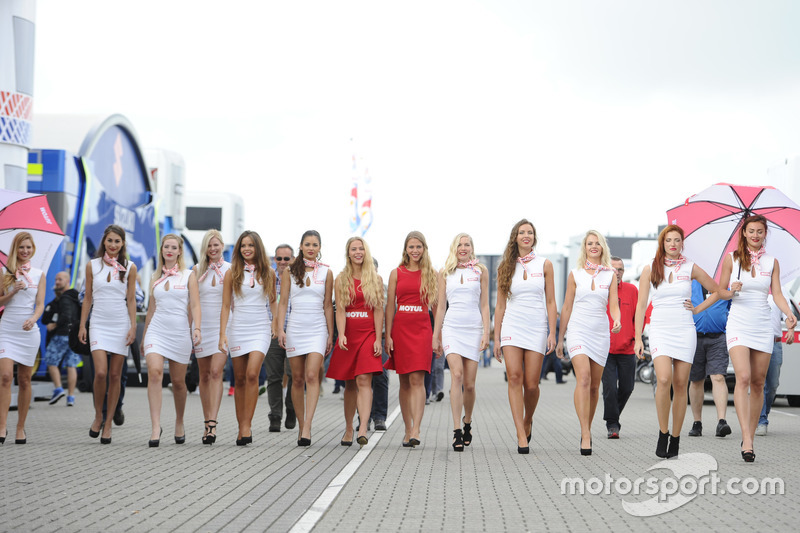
[458,259,481,276]
[154,265,180,287]
[664,255,687,273]
[585,260,612,279]
[103,253,126,280]
[303,259,329,284]
[199,260,224,283]
[16,262,32,284]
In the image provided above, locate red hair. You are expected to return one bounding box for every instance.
[650,225,684,288]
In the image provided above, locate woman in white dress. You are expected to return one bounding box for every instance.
[193,229,230,444]
[78,225,138,444]
[142,234,201,447]
[557,230,621,456]
[277,230,333,447]
[634,225,719,459]
[494,220,557,454]
[433,233,490,452]
[0,232,46,444]
[719,215,796,462]
[219,230,276,446]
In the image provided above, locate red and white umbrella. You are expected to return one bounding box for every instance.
[667,183,800,283]
[0,189,65,273]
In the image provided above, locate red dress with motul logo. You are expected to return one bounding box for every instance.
[385,266,432,375]
[327,279,383,380]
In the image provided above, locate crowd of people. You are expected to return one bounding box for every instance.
[0,216,795,464]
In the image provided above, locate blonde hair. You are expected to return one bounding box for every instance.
[336,237,384,309]
[197,229,224,276]
[577,230,611,269]
[442,233,484,277]
[155,233,186,275]
[399,231,438,307]
[4,232,36,290]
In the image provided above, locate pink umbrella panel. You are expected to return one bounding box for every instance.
[667,183,800,284]
[0,190,65,273]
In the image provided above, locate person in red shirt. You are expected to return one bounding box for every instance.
[602,256,638,439]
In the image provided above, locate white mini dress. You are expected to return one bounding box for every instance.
[194,262,231,358]
[648,262,696,363]
[228,271,271,357]
[88,258,131,356]
[500,258,548,353]
[442,267,484,361]
[727,253,774,354]
[144,269,194,364]
[286,267,328,357]
[566,268,614,366]
[0,267,43,366]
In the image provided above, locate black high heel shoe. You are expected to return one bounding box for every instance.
[236,433,253,446]
[741,441,755,462]
[89,424,101,439]
[341,439,353,446]
[517,445,530,454]
[1,429,7,444]
[15,430,26,445]
[462,417,472,446]
[452,429,464,452]
[409,438,421,448]
[202,420,210,445]
[206,420,217,445]
[175,434,186,444]
[149,428,162,448]
[580,437,592,456]
[666,435,680,458]
[357,435,368,447]
[656,430,669,458]
[297,437,311,447]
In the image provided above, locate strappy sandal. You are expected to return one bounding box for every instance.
[206,420,217,445]
[452,429,464,452]
[462,416,473,446]
[202,420,210,445]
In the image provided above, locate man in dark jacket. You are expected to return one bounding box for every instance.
[43,272,81,406]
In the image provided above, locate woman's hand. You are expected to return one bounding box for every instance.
[373,339,382,357]
[78,325,88,344]
[786,315,798,330]
[385,335,394,354]
[126,326,136,346]
[325,335,333,355]
[22,317,35,331]
[192,328,201,346]
[730,280,743,293]
[479,333,490,352]
[338,335,348,350]
[683,298,696,314]
[634,339,645,359]
[432,337,442,357]
[493,342,503,363]
[277,330,287,349]
[218,334,228,354]
[555,340,565,360]
[611,319,621,333]
[546,333,556,354]
[14,280,25,293]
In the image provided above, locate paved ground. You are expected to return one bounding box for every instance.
[1,364,798,532]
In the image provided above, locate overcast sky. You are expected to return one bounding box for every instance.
[32,0,800,277]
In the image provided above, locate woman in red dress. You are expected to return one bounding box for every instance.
[385,231,438,447]
[327,237,385,447]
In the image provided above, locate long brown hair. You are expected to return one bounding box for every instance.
[650,224,684,288]
[497,219,536,296]
[399,230,438,307]
[290,230,322,287]
[733,214,768,273]
[96,224,128,283]
[4,232,36,290]
[230,230,275,302]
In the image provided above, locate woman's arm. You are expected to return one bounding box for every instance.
[22,274,47,331]
[187,270,202,346]
[431,271,446,356]
[372,276,385,356]
[493,285,507,362]
[218,271,232,353]
[142,280,156,343]
[633,266,652,358]
[323,270,334,355]
[384,269,398,354]
[689,264,721,314]
[771,260,798,329]
[276,269,291,348]
[479,267,491,352]
[718,254,738,300]
[334,275,348,350]
[608,274,621,333]
[556,272,576,359]
[543,259,558,354]
[124,264,138,345]
[78,262,94,344]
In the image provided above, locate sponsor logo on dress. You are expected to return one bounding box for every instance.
[92,341,98,346]
[600,285,610,289]
[195,347,203,353]
[315,279,324,284]
[727,337,738,345]
[533,273,543,277]
[677,276,690,281]
[398,305,424,312]
[346,311,370,318]
[231,346,240,351]
[444,345,449,351]
[174,285,186,289]
[286,347,295,353]
[761,272,771,276]
[501,336,511,341]
[144,344,152,350]
[27,283,37,289]
[651,347,658,355]
[569,345,582,353]
[0,349,4,354]
[467,276,479,282]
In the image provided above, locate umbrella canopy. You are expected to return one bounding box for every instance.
[0,189,65,273]
[667,183,800,283]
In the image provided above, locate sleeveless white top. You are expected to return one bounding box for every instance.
[0,266,43,366]
[195,261,231,358]
[89,257,131,355]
